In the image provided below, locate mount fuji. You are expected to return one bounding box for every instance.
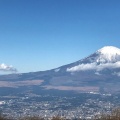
[0,46,120,93]
[67,46,120,72]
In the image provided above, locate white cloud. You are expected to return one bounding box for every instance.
[67,63,96,71]
[67,61,120,72]
[0,63,17,72]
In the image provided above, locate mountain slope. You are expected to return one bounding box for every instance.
[0,46,120,93]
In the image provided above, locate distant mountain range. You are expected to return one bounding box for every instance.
[0,46,120,93]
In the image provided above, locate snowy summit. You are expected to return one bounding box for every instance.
[97,46,120,56]
[96,46,120,62]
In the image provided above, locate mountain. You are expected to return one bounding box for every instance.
[0,46,120,93]
[66,46,120,72]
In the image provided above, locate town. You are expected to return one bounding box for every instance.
[0,91,119,119]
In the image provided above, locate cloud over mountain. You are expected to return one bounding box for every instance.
[67,61,120,72]
[0,63,17,72]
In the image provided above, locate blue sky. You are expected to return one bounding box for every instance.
[0,0,120,73]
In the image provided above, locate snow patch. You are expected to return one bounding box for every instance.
[113,72,120,77]
[95,72,101,75]
[0,101,5,105]
[54,68,60,72]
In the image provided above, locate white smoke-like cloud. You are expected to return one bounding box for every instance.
[67,61,120,72]
[0,63,17,72]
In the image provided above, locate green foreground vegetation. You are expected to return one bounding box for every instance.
[1,108,120,120]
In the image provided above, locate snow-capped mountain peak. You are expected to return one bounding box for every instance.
[97,46,120,56]
[96,46,120,63]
